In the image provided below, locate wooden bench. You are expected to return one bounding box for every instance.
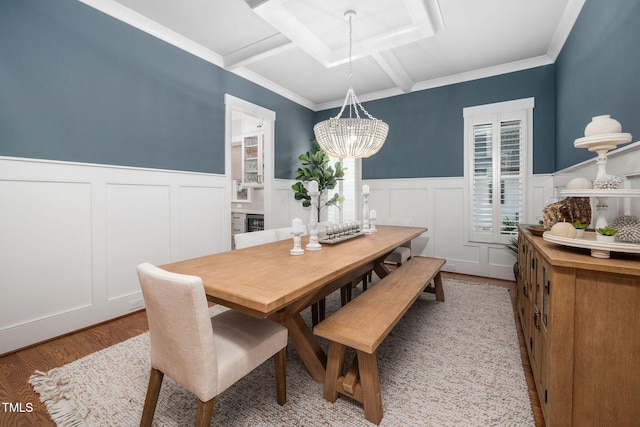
[313,256,446,425]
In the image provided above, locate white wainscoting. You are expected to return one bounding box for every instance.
[271,175,555,281]
[8,146,627,354]
[0,157,228,354]
[364,176,554,280]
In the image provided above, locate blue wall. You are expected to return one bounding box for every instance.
[0,0,315,177]
[555,0,640,170]
[2,1,637,180]
[316,66,556,179]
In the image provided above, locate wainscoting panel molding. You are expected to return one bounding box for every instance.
[106,183,172,301]
[0,179,93,330]
[0,157,228,354]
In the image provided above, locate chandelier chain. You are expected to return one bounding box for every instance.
[312,9,389,158]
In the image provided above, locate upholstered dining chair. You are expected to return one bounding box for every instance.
[378,217,414,266]
[275,225,307,241]
[234,228,278,249]
[137,263,288,427]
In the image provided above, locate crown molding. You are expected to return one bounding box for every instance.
[547,0,586,61]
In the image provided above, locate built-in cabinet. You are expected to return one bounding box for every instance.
[232,114,265,188]
[242,133,264,186]
[517,225,640,426]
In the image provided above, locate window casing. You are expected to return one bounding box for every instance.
[464,98,533,244]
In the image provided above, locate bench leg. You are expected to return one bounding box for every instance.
[324,341,346,402]
[424,271,445,302]
[433,271,445,302]
[357,350,383,425]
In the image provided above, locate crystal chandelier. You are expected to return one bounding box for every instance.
[313,10,389,158]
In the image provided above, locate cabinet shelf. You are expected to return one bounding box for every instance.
[241,133,263,187]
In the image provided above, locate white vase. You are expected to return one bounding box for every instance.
[575,229,585,238]
[584,115,622,137]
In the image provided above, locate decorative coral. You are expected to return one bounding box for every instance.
[610,215,640,243]
[593,174,622,190]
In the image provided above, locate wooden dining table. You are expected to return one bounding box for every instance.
[161,225,427,383]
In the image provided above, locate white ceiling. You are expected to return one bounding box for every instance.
[83,0,584,111]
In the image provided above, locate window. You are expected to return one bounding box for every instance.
[327,156,359,224]
[464,98,533,244]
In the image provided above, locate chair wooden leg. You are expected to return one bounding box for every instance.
[274,347,287,405]
[195,398,215,427]
[140,368,164,427]
[311,302,319,326]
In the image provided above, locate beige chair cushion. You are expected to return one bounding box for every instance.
[377,217,413,265]
[211,309,287,394]
[385,246,411,265]
[137,263,287,402]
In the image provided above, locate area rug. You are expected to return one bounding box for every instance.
[30,279,534,426]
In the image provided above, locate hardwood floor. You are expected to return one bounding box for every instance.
[0,272,544,426]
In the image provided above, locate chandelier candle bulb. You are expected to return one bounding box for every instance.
[362,184,369,195]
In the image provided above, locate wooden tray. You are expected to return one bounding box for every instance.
[319,231,367,245]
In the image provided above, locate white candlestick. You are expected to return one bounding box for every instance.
[362,191,370,233]
[369,210,377,233]
[290,217,304,255]
[362,184,370,195]
[306,185,321,250]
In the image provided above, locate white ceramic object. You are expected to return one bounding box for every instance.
[584,115,622,136]
[596,234,615,243]
[566,177,593,190]
[550,222,577,238]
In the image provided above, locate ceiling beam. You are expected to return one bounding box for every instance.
[223,33,294,70]
[372,51,415,93]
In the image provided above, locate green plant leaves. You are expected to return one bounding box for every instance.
[292,139,348,214]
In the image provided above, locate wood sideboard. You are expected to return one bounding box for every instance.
[517,225,640,427]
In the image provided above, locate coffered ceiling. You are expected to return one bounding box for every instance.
[82,0,585,111]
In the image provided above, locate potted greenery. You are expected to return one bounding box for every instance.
[596,226,617,243]
[291,140,346,221]
[506,236,519,280]
[572,220,589,238]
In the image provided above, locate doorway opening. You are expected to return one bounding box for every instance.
[224,94,275,249]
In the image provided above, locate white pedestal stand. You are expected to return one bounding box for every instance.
[572,133,631,230]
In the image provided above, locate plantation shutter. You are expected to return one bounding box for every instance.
[469,109,527,243]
